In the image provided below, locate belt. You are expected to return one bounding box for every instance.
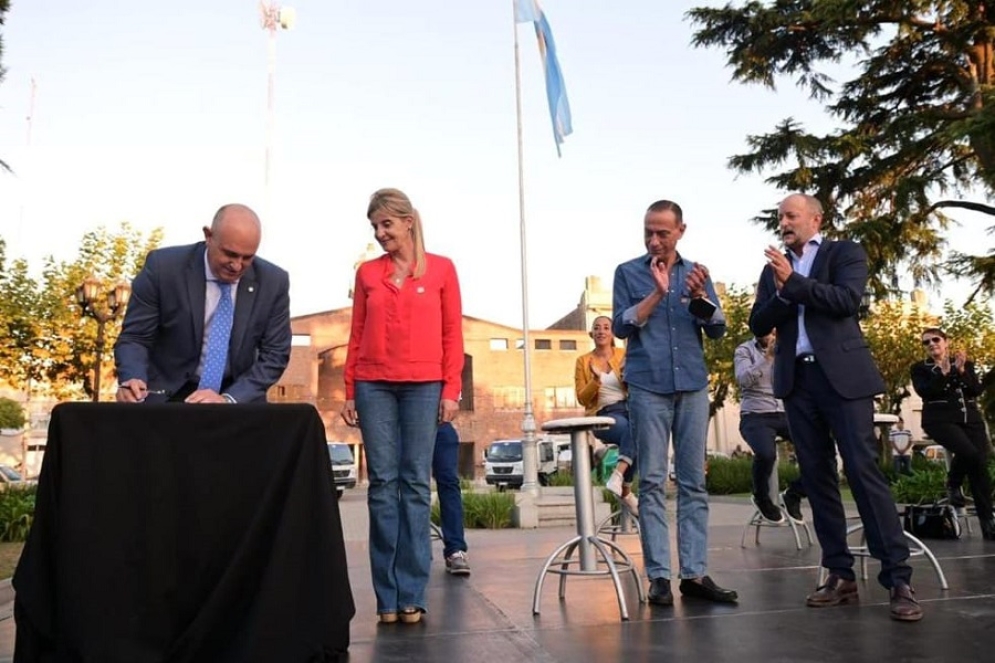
[797,353,817,364]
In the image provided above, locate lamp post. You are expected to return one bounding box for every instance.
[75,276,132,402]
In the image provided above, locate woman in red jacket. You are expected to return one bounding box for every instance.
[341,188,465,623]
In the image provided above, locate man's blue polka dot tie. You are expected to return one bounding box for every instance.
[198,282,233,393]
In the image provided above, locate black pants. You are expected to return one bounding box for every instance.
[784,359,911,589]
[923,420,993,521]
[738,412,805,499]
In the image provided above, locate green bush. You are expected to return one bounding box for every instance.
[0,485,36,542]
[890,466,947,504]
[705,456,752,494]
[432,490,517,529]
[705,456,801,495]
[0,398,26,430]
[545,471,574,487]
[463,491,515,529]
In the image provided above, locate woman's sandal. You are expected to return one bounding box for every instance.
[399,607,422,624]
[378,611,398,624]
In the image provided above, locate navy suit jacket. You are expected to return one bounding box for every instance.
[114,242,292,403]
[749,239,884,400]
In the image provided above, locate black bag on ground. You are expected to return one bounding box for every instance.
[902,503,961,539]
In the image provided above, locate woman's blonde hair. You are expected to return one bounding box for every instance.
[367,187,427,278]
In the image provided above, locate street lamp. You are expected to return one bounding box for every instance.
[75,276,131,402]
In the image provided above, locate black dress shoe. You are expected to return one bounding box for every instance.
[947,486,967,509]
[647,578,673,606]
[679,576,738,603]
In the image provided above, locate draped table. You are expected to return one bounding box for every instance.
[13,402,354,662]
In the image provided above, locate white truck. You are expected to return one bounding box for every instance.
[484,435,570,489]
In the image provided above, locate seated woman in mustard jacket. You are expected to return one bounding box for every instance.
[575,316,638,515]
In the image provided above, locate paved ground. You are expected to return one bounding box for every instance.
[2,489,994,662]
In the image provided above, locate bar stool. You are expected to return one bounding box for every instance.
[817,516,949,590]
[532,416,646,621]
[741,451,813,550]
[597,500,640,542]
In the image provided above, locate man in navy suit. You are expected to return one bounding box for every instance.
[114,203,292,404]
[749,193,922,622]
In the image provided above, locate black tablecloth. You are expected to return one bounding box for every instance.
[13,403,354,663]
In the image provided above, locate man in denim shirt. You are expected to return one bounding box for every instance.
[612,199,738,606]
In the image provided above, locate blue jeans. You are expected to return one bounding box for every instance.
[355,380,442,615]
[432,421,467,558]
[593,402,636,483]
[628,385,710,580]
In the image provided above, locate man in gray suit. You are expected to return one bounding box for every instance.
[749,193,920,622]
[114,204,291,404]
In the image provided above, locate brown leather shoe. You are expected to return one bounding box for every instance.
[806,574,859,607]
[889,584,923,622]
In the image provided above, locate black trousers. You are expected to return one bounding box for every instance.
[738,412,805,499]
[784,359,912,588]
[923,419,993,521]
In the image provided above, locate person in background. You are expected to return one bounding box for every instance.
[341,188,465,625]
[115,203,291,404]
[889,417,914,476]
[433,421,470,575]
[749,192,920,622]
[574,315,639,516]
[613,199,738,607]
[734,332,808,524]
[911,328,994,540]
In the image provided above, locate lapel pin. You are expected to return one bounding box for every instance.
[417,286,425,294]
[248,286,255,293]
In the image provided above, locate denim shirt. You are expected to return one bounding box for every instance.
[611,253,725,395]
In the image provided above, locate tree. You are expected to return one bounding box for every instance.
[936,300,995,428]
[688,1,995,301]
[0,224,163,399]
[0,240,46,390]
[704,285,755,418]
[861,299,936,415]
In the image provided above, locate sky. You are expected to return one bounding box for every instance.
[0,0,986,329]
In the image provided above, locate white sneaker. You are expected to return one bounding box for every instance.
[605,470,624,498]
[621,493,639,518]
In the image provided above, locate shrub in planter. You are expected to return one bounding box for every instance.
[0,398,27,432]
[890,466,947,504]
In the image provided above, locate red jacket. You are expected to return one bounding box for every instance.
[344,253,464,401]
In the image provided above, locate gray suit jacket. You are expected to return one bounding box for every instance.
[749,239,885,400]
[114,242,292,403]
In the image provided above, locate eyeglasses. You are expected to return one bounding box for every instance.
[921,337,943,346]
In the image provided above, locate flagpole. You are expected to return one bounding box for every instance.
[513,2,540,497]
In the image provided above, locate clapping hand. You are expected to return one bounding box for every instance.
[763,245,793,290]
[650,257,671,293]
[953,350,968,373]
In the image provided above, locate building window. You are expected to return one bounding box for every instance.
[535,339,552,350]
[544,386,578,409]
[559,339,577,351]
[493,386,526,410]
[489,338,509,351]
